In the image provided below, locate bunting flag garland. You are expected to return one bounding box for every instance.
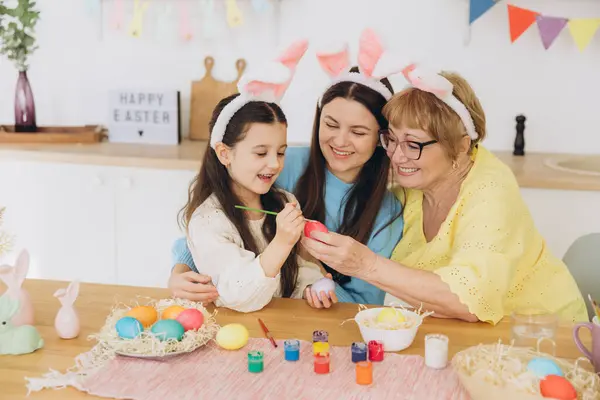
[226,0,244,28]
[178,2,193,41]
[252,0,273,14]
[568,18,600,52]
[507,4,539,43]
[536,15,568,50]
[469,0,498,25]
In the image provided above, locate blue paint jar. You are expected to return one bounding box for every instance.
[351,342,368,363]
[284,339,300,361]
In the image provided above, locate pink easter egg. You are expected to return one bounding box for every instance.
[176,309,204,331]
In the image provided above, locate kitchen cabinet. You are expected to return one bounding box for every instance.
[520,188,600,259]
[0,160,117,284]
[0,159,195,288]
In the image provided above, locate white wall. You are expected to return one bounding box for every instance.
[1,0,600,153]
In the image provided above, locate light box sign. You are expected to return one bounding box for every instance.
[108,90,181,145]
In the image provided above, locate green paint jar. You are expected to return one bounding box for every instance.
[248,350,264,373]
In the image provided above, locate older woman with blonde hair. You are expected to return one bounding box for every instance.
[302,65,587,324]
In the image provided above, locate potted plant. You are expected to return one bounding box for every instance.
[0,0,40,132]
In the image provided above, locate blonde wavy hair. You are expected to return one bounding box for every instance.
[383,71,486,160]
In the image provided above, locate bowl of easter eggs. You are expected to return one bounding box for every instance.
[451,342,600,400]
[91,298,220,359]
[354,306,432,352]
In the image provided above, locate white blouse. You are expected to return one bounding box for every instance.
[186,191,324,313]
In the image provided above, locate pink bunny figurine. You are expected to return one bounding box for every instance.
[53,280,80,339]
[0,249,34,326]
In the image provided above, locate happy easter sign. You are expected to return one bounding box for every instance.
[108,90,181,145]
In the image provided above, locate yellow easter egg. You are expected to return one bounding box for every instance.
[376,308,406,324]
[161,305,186,320]
[125,306,158,328]
[216,323,249,350]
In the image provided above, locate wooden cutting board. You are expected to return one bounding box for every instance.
[188,56,246,141]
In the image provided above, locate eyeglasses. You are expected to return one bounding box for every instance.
[379,129,438,161]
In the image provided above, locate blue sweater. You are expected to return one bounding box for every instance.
[172,147,404,305]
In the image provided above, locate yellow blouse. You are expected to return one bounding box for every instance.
[391,146,587,325]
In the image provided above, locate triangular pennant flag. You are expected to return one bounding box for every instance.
[470,0,497,24]
[536,15,568,50]
[507,4,539,42]
[568,18,600,52]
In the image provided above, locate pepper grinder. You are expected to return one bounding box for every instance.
[513,114,526,156]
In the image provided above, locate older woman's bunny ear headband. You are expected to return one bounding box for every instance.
[210,39,309,149]
[401,64,478,140]
[316,28,404,106]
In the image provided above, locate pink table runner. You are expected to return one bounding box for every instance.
[79,338,470,399]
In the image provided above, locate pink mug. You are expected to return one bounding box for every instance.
[572,316,600,373]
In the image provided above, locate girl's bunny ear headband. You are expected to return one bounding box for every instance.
[401,63,478,140]
[316,28,405,106]
[210,39,309,149]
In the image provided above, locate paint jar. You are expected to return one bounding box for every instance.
[368,340,384,362]
[248,350,264,373]
[355,361,373,385]
[351,342,368,363]
[313,341,330,355]
[312,330,328,343]
[284,339,300,362]
[314,352,330,374]
[425,334,449,369]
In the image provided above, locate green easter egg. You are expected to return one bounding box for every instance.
[151,319,185,342]
[116,316,143,339]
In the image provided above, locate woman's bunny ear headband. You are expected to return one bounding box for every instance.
[210,40,309,149]
[401,64,478,140]
[316,28,405,106]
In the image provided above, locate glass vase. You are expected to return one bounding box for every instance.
[14,71,37,133]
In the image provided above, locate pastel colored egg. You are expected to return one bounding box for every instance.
[540,375,577,400]
[161,305,186,320]
[527,357,563,379]
[376,308,406,324]
[125,306,158,328]
[310,277,336,301]
[176,309,204,331]
[216,323,249,350]
[150,319,185,342]
[115,317,143,339]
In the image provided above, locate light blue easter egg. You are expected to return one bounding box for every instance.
[527,357,563,379]
[116,316,143,339]
[150,319,185,342]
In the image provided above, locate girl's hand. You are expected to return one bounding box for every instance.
[304,273,338,309]
[301,231,378,278]
[168,270,219,304]
[274,202,305,246]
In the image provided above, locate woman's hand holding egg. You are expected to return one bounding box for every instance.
[305,274,338,309]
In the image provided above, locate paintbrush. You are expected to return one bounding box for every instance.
[258,318,277,348]
[588,294,600,319]
[234,205,318,222]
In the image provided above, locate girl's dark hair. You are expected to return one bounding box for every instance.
[179,94,300,297]
[294,67,399,284]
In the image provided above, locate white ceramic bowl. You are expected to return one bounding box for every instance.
[354,307,423,352]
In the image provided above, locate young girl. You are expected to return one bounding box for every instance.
[180,42,326,313]
[170,29,405,308]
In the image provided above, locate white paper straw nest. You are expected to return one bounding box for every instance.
[451,339,600,400]
[89,297,220,358]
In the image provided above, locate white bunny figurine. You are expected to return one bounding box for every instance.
[53,280,80,339]
[0,249,34,326]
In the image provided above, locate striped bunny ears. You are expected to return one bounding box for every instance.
[316,28,405,105]
[210,39,309,149]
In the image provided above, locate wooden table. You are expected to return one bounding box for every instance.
[1,280,591,399]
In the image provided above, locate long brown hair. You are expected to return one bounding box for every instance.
[179,94,300,297]
[294,67,399,283]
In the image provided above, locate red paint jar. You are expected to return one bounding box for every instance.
[314,352,330,374]
[368,340,384,362]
